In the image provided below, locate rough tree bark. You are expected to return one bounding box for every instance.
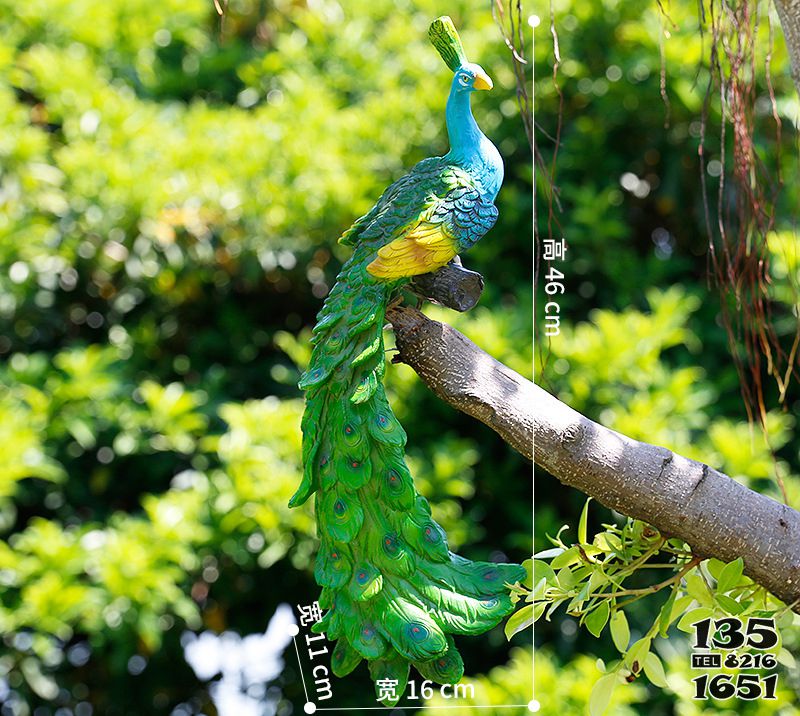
[389,304,534,460]
[410,259,485,312]
[386,295,800,610]
[776,0,800,94]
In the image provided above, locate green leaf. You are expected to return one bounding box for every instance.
[657,589,678,636]
[504,604,533,640]
[677,607,715,633]
[532,577,548,601]
[579,498,591,545]
[566,579,592,613]
[643,652,668,688]
[705,558,726,580]
[585,601,610,638]
[589,673,617,716]
[67,418,96,449]
[626,636,651,670]
[521,558,534,588]
[715,594,744,614]
[552,546,580,569]
[534,547,564,559]
[685,573,713,606]
[776,608,796,629]
[668,595,694,628]
[593,531,623,553]
[610,610,630,653]
[532,602,547,623]
[545,597,567,621]
[588,568,609,593]
[778,648,796,669]
[595,658,606,673]
[533,559,556,586]
[716,557,744,594]
[556,566,578,589]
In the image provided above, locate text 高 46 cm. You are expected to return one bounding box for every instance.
[544,266,564,336]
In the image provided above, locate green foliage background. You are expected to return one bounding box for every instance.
[8,0,800,713]
[0,0,532,713]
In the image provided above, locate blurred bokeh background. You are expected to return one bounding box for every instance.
[535,0,800,714]
[0,0,532,714]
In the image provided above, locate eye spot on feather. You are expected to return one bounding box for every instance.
[344,425,354,435]
[362,625,374,638]
[350,459,360,469]
[483,569,498,581]
[334,499,346,516]
[423,523,441,543]
[383,533,399,555]
[406,622,429,641]
[481,598,499,608]
[386,470,401,491]
[438,659,447,668]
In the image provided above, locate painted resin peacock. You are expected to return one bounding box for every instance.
[289,16,525,704]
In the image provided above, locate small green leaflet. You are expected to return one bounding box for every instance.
[677,606,714,633]
[643,652,668,688]
[504,604,533,640]
[579,498,591,545]
[716,557,744,594]
[715,594,744,614]
[610,610,630,653]
[585,601,610,638]
[589,673,617,716]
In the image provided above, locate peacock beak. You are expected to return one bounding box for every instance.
[473,69,493,91]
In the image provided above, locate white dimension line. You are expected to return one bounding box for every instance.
[292,635,310,702]
[531,13,539,713]
[316,706,530,711]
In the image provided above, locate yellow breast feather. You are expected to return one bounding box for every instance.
[366,221,458,279]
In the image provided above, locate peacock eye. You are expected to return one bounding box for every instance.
[458,74,470,86]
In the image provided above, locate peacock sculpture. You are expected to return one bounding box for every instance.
[289,16,525,704]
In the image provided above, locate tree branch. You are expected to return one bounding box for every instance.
[387,304,533,459]
[387,305,800,610]
[409,260,485,312]
[776,0,800,96]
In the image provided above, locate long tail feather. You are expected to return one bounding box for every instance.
[293,243,524,702]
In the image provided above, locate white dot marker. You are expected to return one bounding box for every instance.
[528,700,540,713]
[304,703,317,714]
[287,623,300,637]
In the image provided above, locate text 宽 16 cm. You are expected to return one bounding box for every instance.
[544,266,564,337]
[406,680,474,700]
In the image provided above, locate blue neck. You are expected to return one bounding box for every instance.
[444,84,503,200]
[445,86,483,166]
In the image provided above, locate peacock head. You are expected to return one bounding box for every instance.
[452,63,493,93]
[429,16,493,93]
